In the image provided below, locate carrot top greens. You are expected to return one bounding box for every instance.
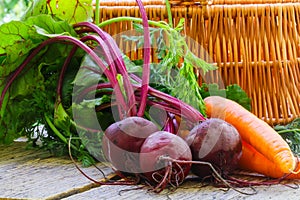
[275,118,300,156]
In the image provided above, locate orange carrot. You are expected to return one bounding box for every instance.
[204,96,296,173]
[239,141,300,179]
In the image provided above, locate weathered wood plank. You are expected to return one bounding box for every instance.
[0,142,112,200]
[64,180,300,200]
[1,142,300,200]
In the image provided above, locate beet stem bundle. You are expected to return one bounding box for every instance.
[0,0,209,192]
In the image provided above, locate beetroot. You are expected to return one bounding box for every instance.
[185,118,242,178]
[102,116,159,173]
[139,131,192,191]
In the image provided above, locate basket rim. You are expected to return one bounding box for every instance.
[95,0,300,6]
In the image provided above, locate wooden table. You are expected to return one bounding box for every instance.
[1,142,299,200]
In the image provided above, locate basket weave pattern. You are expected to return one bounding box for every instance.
[97,0,300,125]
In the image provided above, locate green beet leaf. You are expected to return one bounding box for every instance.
[25,15,77,37]
[22,0,48,20]
[23,0,93,24]
[47,0,93,24]
[0,21,45,76]
[0,14,83,144]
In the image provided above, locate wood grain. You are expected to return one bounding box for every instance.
[0,142,299,199]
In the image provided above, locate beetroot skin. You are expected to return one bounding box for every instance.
[185,118,242,178]
[102,116,159,173]
[140,131,192,186]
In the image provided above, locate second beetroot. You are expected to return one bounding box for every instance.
[185,118,242,178]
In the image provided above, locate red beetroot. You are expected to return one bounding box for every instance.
[102,116,159,173]
[185,118,242,178]
[139,131,192,191]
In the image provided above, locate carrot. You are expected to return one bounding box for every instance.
[239,141,300,179]
[204,96,296,173]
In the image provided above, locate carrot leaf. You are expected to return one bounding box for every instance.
[275,118,300,156]
[200,83,251,111]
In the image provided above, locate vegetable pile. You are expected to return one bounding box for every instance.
[1,0,300,193]
[204,97,300,180]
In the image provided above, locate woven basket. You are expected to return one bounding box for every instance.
[96,0,300,125]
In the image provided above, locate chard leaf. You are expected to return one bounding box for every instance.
[73,54,105,88]
[23,0,93,24]
[0,84,9,118]
[54,103,72,135]
[0,14,76,78]
[22,0,48,20]
[25,14,77,37]
[75,95,111,109]
[0,21,45,76]
[47,0,93,24]
[71,95,111,130]
[0,48,4,57]
[0,44,71,144]
[123,55,142,74]
[9,62,44,99]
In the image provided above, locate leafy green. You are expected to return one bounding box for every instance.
[26,15,77,36]
[0,21,45,76]
[72,54,105,88]
[200,83,251,111]
[73,96,111,110]
[77,150,96,167]
[0,0,30,24]
[22,0,93,24]
[0,0,252,168]
[47,0,93,24]
[124,20,216,114]
[274,118,300,156]
[0,14,83,145]
[22,0,48,20]
[123,21,251,115]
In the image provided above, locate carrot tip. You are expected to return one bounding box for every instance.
[289,168,300,175]
[289,157,300,175]
[289,170,300,175]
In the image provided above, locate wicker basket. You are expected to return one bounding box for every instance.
[96,0,300,125]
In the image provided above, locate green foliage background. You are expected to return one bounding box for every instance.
[0,0,30,24]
